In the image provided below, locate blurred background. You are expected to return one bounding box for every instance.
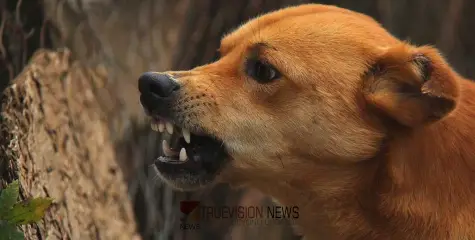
[0,0,474,239]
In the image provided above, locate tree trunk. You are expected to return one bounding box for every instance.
[1,49,139,239]
[1,0,474,240]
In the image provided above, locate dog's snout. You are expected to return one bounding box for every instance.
[139,72,181,118]
[138,72,180,98]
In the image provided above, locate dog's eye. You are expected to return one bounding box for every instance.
[246,59,281,84]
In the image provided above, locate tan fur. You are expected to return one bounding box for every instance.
[157,4,475,239]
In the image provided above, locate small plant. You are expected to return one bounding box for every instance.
[0,180,53,240]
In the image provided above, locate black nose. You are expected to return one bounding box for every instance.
[138,72,180,98]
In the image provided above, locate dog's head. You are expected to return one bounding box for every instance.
[138,4,460,191]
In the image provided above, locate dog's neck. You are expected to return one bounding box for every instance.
[236,79,475,239]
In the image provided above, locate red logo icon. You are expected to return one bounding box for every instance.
[180,201,200,221]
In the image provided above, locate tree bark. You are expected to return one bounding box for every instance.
[1,49,139,239]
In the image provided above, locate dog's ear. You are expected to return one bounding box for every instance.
[363,44,460,127]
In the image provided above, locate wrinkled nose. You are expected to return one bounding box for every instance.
[138,72,180,98]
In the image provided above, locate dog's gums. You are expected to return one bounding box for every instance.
[138,3,475,240]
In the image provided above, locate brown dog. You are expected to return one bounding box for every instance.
[138,4,475,239]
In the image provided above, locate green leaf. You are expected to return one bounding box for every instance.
[3,197,53,225]
[0,222,24,240]
[0,180,20,219]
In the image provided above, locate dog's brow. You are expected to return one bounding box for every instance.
[249,42,275,55]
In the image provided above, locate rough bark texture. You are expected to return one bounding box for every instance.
[1,0,474,240]
[1,49,138,239]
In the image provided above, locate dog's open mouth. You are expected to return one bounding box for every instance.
[149,116,229,189]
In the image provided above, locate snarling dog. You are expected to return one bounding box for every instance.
[138,4,475,239]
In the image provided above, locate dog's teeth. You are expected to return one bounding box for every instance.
[151,122,158,131]
[162,140,175,156]
[158,121,165,133]
[179,148,187,161]
[166,122,174,134]
[158,156,169,162]
[182,128,191,144]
